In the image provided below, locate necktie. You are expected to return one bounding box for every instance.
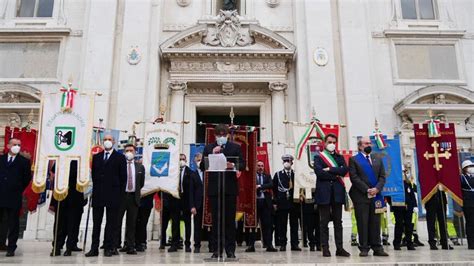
[8,157,13,165]
[127,162,133,191]
[366,155,372,166]
[180,168,184,193]
[104,152,109,162]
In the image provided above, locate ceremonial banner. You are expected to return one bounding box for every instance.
[203,127,258,228]
[141,122,181,198]
[414,123,462,205]
[293,124,318,201]
[189,143,205,171]
[370,135,405,206]
[33,90,95,201]
[256,142,271,175]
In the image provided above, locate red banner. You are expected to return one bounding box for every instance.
[4,127,38,212]
[203,128,257,228]
[256,143,270,175]
[320,123,340,149]
[414,123,462,205]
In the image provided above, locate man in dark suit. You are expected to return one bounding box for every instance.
[177,153,196,253]
[200,124,245,259]
[314,133,350,257]
[135,193,154,252]
[86,134,127,257]
[425,186,452,250]
[302,191,320,251]
[159,191,180,251]
[349,137,388,257]
[0,138,31,257]
[246,160,278,252]
[273,154,301,252]
[50,161,87,256]
[190,153,204,253]
[116,144,145,255]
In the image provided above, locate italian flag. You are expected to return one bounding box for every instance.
[428,119,441,138]
[295,123,316,160]
[60,86,78,110]
[374,133,387,149]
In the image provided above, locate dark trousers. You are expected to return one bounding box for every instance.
[160,205,180,247]
[464,206,474,248]
[180,203,192,247]
[393,208,414,247]
[354,202,382,252]
[117,193,139,249]
[276,207,300,248]
[0,208,20,252]
[426,202,448,246]
[209,194,237,255]
[249,199,273,248]
[0,210,9,247]
[135,206,153,247]
[303,206,320,248]
[193,206,203,248]
[52,205,83,250]
[91,206,118,251]
[319,203,343,249]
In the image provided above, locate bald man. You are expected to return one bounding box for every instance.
[86,135,127,257]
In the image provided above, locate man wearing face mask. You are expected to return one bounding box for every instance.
[0,138,31,257]
[190,153,205,253]
[115,144,145,255]
[461,160,474,249]
[313,134,350,257]
[349,137,388,257]
[273,154,301,251]
[246,160,278,252]
[86,135,127,257]
[175,153,196,253]
[200,124,245,259]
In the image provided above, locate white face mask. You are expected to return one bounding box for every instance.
[179,160,186,167]
[10,145,20,155]
[103,140,113,150]
[326,143,336,152]
[467,167,474,175]
[216,136,227,146]
[125,152,135,161]
[283,162,292,170]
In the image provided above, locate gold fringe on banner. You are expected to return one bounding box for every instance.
[53,190,68,202]
[31,182,46,194]
[76,181,89,193]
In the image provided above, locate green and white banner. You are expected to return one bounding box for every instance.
[292,124,318,201]
[141,122,181,198]
[33,90,94,201]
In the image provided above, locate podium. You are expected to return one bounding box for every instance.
[203,156,240,262]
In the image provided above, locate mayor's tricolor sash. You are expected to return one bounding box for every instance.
[355,153,386,213]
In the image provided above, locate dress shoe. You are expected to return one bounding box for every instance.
[168,246,178,252]
[382,239,390,246]
[373,250,389,256]
[245,246,255,252]
[227,252,236,259]
[442,245,453,250]
[393,245,401,250]
[104,249,113,257]
[136,245,145,252]
[159,245,165,250]
[429,243,438,250]
[291,246,302,251]
[63,249,72,256]
[127,248,137,255]
[6,250,14,257]
[414,239,424,246]
[112,249,119,255]
[194,247,200,253]
[359,250,369,257]
[119,247,129,252]
[185,246,192,253]
[322,247,331,257]
[317,246,322,251]
[309,246,315,252]
[303,243,308,248]
[85,250,99,257]
[266,246,278,252]
[336,248,351,257]
[407,245,416,251]
[50,249,61,256]
[210,253,220,259]
[70,246,82,252]
[279,246,286,251]
[0,244,7,251]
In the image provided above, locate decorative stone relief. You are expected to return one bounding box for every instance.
[266,0,280,8]
[168,80,187,94]
[176,0,191,7]
[187,87,267,95]
[170,61,287,73]
[221,83,235,96]
[127,46,142,65]
[268,81,287,92]
[202,10,255,47]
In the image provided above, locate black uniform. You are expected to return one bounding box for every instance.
[461,173,474,249]
[273,169,300,249]
[190,167,205,250]
[160,191,180,248]
[391,180,417,248]
[248,172,274,249]
[201,141,245,256]
[135,193,154,250]
[425,188,449,249]
[51,161,87,253]
[179,165,196,249]
[302,195,320,250]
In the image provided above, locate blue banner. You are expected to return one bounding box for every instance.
[370,135,405,206]
[189,143,205,171]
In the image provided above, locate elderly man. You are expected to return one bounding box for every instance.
[86,134,127,257]
[349,137,388,257]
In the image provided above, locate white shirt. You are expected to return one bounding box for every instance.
[197,169,203,182]
[7,154,16,164]
[180,167,185,193]
[126,161,136,192]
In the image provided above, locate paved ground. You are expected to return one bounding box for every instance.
[1,239,474,265]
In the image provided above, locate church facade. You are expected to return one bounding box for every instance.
[0,0,472,240]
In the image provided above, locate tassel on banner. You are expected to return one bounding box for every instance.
[31,182,46,194]
[53,190,68,202]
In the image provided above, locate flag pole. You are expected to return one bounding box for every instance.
[53,200,61,257]
[82,196,92,252]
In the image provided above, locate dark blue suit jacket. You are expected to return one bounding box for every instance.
[190,168,204,209]
[0,154,31,210]
[313,152,348,205]
[91,150,127,208]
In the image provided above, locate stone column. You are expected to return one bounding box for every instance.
[168,80,187,122]
[269,81,287,172]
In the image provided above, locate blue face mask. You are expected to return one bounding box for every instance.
[216,136,228,146]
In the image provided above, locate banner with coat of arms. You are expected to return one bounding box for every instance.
[292,124,318,201]
[33,87,95,201]
[141,122,181,198]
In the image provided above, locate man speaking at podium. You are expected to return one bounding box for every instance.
[201,124,245,259]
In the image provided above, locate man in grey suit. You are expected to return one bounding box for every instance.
[349,137,388,257]
[116,144,145,255]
